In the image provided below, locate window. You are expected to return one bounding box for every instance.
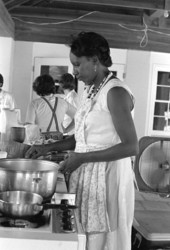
[33,57,72,100]
[148,64,170,136]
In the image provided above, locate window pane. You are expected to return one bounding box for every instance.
[153,117,166,130]
[156,86,170,100]
[154,102,168,116]
[157,71,170,86]
[40,65,68,81]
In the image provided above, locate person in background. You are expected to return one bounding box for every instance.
[54,79,64,95]
[0,73,15,110]
[25,74,76,134]
[25,31,139,250]
[59,73,80,135]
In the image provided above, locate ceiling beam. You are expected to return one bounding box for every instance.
[28,0,45,7]
[11,6,170,31]
[5,0,31,11]
[0,0,14,37]
[10,7,142,26]
[5,0,48,10]
[2,0,170,54]
[9,5,143,16]
[50,0,167,11]
[165,0,170,10]
[14,20,170,53]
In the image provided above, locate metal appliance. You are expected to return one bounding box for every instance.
[132,136,170,250]
[0,177,86,250]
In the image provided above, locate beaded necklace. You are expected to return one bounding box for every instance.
[87,73,110,100]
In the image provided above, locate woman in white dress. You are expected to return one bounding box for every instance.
[25,32,139,250]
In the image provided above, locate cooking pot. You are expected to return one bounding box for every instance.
[0,159,59,201]
[0,191,77,218]
[10,126,26,143]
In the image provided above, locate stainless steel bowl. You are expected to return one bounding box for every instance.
[0,159,59,201]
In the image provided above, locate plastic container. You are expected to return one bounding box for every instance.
[0,151,7,159]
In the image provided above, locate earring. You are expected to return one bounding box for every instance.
[94,65,97,72]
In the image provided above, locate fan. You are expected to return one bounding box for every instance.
[139,140,170,193]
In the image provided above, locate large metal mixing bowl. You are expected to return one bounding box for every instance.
[0,159,59,201]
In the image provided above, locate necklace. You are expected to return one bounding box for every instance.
[87,73,110,100]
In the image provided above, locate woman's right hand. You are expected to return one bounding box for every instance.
[25,144,48,159]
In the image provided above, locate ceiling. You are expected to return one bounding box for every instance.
[1,0,170,53]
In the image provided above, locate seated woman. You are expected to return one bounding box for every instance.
[25,74,76,137]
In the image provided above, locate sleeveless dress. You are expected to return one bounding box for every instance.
[69,72,135,250]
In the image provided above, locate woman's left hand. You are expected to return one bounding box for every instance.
[59,151,83,175]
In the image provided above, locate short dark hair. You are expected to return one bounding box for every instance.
[60,73,75,90]
[70,32,112,67]
[33,74,55,96]
[0,74,4,87]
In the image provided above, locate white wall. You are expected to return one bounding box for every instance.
[110,48,127,64]
[0,37,14,92]
[11,42,128,122]
[12,42,72,122]
[2,38,170,140]
[125,50,151,139]
[11,41,33,122]
[33,43,70,58]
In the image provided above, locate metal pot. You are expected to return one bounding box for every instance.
[0,191,77,218]
[0,159,59,201]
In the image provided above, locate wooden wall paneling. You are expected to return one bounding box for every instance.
[0,0,14,37]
